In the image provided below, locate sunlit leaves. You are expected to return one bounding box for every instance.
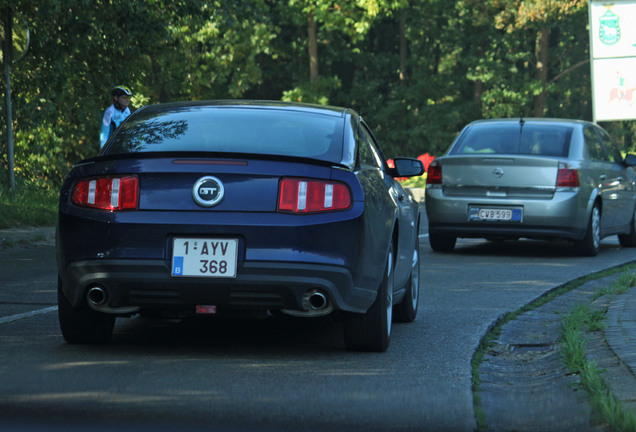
[1,0,629,191]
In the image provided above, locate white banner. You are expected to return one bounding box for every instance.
[590,1,636,121]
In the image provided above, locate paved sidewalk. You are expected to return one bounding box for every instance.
[478,272,636,431]
[604,283,636,415]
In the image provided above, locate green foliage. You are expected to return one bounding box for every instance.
[1,0,634,194]
[281,76,341,105]
[400,174,427,189]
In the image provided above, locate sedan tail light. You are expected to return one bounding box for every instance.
[556,163,579,188]
[426,161,442,185]
[71,176,139,211]
[278,178,352,213]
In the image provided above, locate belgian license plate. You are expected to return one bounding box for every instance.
[469,207,522,222]
[172,238,238,278]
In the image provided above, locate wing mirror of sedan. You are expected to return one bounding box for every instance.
[392,157,425,178]
[624,153,636,167]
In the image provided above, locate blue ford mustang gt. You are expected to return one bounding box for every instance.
[56,100,424,352]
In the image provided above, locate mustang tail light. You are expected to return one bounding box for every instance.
[278,178,352,213]
[426,161,442,185]
[556,163,579,188]
[71,176,139,211]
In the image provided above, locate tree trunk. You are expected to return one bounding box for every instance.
[533,27,550,117]
[473,79,483,108]
[2,7,16,191]
[399,12,407,85]
[308,11,318,83]
[473,40,486,110]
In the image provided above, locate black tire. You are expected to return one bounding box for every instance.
[619,207,636,247]
[58,278,115,344]
[574,204,601,257]
[429,231,456,252]
[394,234,419,323]
[343,242,394,352]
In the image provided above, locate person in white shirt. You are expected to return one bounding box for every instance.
[99,85,132,148]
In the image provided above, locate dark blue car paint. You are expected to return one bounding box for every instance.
[57,101,421,322]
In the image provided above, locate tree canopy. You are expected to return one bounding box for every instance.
[1,0,633,188]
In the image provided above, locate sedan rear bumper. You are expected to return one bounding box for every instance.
[425,188,589,241]
[428,222,587,241]
[60,259,377,315]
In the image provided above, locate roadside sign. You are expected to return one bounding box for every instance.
[589,1,636,121]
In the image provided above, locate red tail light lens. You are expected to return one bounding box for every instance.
[556,163,579,187]
[71,176,139,211]
[426,161,442,185]
[278,178,352,213]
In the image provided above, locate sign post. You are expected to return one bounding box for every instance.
[589,1,636,122]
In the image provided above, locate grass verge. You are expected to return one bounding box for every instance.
[0,184,58,229]
[472,264,636,431]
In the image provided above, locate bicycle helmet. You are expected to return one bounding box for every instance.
[112,85,133,97]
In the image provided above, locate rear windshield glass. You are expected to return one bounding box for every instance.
[105,107,345,163]
[450,123,573,157]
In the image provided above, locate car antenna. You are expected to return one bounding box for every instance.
[517,117,525,151]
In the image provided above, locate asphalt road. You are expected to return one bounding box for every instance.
[1,227,636,431]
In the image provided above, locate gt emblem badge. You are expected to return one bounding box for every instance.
[193,176,224,207]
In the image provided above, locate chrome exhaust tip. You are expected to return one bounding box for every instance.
[307,291,328,310]
[87,286,107,306]
[86,286,140,314]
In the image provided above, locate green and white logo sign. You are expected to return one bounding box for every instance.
[599,9,621,45]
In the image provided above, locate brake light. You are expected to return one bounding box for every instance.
[71,176,139,211]
[556,163,579,187]
[426,161,442,185]
[278,178,351,213]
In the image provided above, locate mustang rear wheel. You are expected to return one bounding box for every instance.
[58,278,115,344]
[343,242,394,352]
[394,235,419,323]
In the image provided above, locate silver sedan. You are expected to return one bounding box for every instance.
[425,118,636,256]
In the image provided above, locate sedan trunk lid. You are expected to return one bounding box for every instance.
[441,155,560,199]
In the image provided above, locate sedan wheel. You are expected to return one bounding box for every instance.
[575,204,601,257]
[344,243,394,352]
[58,278,115,344]
[429,231,456,252]
[618,206,636,247]
[394,235,419,323]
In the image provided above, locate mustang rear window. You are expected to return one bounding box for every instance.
[451,123,573,157]
[106,107,345,163]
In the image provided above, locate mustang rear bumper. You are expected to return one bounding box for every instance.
[60,259,377,315]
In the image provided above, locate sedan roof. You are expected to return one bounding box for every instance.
[464,117,593,127]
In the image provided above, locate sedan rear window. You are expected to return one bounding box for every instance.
[105,107,345,163]
[451,123,573,157]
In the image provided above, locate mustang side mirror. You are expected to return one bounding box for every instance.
[624,153,636,167]
[392,158,425,178]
